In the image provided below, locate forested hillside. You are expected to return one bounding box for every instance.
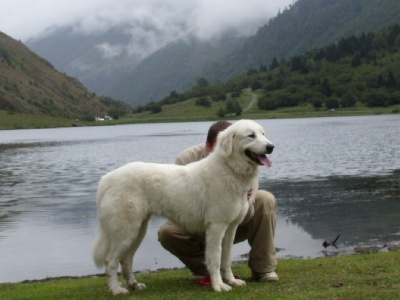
[0,31,131,120]
[136,23,400,115]
[207,0,400,81]
[110,0,400,105]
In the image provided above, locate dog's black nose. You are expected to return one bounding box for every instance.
[266,145,274,154]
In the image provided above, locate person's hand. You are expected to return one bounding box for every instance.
[247,189,253,201]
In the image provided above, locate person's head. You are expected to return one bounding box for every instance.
[205,120,232,153]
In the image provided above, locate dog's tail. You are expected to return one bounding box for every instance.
[92,229,109,268]
[92,176,110,268]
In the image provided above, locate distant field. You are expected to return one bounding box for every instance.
[0,110,78,130]
[1,98,399,130]
[116,97,400,125]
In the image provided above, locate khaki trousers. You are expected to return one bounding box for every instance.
[158,190,277,276]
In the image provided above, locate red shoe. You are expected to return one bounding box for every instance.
[195,275,241,286]
[195,275,212,286]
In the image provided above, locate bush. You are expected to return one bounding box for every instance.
[362,90,391,107]
[276,93,299,107]
[325,97,340,109]
[312,98,323,109]
[258,96,278,110]
[195,96,211,107]
[217,108,226,117]
[82,112,95,122]
[250,80,263,91]
[210,93,226,102]
[231,90,241,98]
[341,93,357,107]
[310,92,327,109]
[108,108,125,119]
[226,100,242,115]
[145,102,162,113]
[390,91,400,105]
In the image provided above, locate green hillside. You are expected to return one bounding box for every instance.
[128,23,400,121]
[0,31,131,124]
[107,0,400,105]
[208,0,400,81]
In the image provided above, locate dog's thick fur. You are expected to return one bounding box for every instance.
[92,119,274,295]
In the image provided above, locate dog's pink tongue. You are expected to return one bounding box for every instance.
[259,155,272,167]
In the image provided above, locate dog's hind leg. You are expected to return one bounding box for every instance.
[105,218,148,295]
[205,223,232,292]
[105,241,131,295]
[121,217,150,291]
[221,224,246,287]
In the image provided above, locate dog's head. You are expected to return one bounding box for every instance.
[216,120,274,173]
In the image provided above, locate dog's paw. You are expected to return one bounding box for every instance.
[228,278,246,287]
[133,282,147,290]
[111,286,129,296]
[213,282,232,292]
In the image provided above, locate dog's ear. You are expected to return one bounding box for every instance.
[218,130,235,156]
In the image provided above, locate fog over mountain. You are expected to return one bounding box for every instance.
[1,0,294,60]
[6,0,398,107]
[0,0,295,104]
[4,1,292,104]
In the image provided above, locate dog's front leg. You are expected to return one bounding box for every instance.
[205,223,232,292]
[221,224,246,287]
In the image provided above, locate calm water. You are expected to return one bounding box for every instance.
[0,115,399,283]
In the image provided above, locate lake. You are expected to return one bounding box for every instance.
[0,115,399,283]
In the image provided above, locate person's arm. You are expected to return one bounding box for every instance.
[247,179,258,204]
[175,144,207,166]
[175,156,187,165]
[175,151,195,166]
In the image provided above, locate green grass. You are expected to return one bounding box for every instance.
[0,110,84,130]
[114,88,400,124]
[1,251,399,300]
[2,96,400,130]
[115,100,400,125]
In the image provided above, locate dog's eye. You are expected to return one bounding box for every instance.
[248,134,256,139]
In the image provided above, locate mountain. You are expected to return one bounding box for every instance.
[146,22,400,116]
[104,35,244,105]
[25,26,139,100]
[0,31,130,119]
[26,28,244,106]
[26,0,400,106]
[207,0,400,80]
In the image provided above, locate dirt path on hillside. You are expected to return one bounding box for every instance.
[243,92,257,112]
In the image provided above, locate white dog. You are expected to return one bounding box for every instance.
[92,119,274,295]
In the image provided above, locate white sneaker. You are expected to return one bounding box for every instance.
[252,271,279,282]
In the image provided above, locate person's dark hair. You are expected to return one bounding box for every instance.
[206,120,232,146]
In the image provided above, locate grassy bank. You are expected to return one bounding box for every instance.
[0,110,86,130]
[113,93,400,125]
[2,85,400,131]
[1,98,400,130]
[1,251,399,300]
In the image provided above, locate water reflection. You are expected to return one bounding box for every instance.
[266,170,400,246]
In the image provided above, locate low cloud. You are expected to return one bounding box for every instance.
[1,0,296,59]
[96,43,125,59]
